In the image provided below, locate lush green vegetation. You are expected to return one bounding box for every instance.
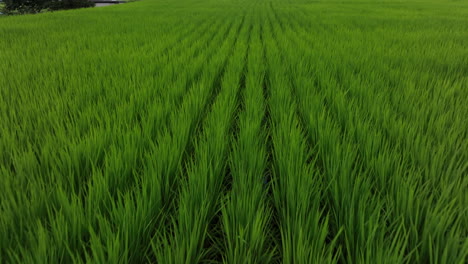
[0,0,467,263]
[1,0,94,14]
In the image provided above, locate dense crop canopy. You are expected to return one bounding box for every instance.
[0,0,467,263]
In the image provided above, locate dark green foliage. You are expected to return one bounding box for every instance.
[1,0,94,14]
[48,0,94,11]
[2,0,49,14]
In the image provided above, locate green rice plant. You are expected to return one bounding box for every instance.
[0,7,232,262]
[267,2,468,262]
[0,13,222,258]
[220,10,275,263]
[152,8,252,263]
[271,8,411,262]
[0,1,212,250]
[1,0,467,263]
[14,17,239,264]
[263,4,340,263]
[81,10,246,264]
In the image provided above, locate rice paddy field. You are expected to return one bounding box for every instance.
[1,0,468,263]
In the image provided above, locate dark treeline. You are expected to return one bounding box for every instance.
[1,0,95,14]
